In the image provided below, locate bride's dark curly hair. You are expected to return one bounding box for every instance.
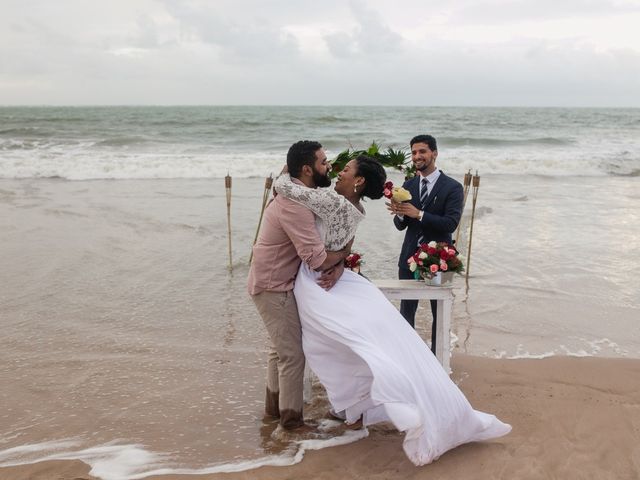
[355,155,387,200]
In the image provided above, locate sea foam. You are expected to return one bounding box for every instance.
[0,429,369,480]
[0,149,636,180]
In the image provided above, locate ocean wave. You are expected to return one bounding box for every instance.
[1,149,637,180]
[226,119,264,127]
[610,168,640,177]
[312,115,351,123]
[1,106,637,179]
[93,136,154,147]
[0,139,33,150]
[603,156,640,176]
[0,138,80,151]
[0,127,53,136]
[441,136,573,147]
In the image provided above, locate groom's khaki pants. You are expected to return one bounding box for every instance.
[251,290,305,429]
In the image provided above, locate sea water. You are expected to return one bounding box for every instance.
[1,105,638,179]
[1,106,639,479]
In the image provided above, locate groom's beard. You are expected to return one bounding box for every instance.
[312,169,332,188]
[416,157,433,172]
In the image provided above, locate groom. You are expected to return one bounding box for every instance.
[248,140,350,433]
[387,135,463,354]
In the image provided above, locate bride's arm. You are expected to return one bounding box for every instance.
[274,173,343,221]
[275,173,361,253]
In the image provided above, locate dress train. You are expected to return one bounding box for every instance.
[294,264,511,465]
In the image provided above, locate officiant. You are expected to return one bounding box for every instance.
[387,134,463,354]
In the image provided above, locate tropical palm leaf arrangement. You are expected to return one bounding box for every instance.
[330,142,416,179]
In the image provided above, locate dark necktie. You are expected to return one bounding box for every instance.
[420,177,429,208]
[417,177,428,246]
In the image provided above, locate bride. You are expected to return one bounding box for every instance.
[274,155,511,466]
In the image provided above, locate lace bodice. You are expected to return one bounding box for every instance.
[274,174,364,250]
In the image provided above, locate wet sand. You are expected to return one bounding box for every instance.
[2,355,639,480]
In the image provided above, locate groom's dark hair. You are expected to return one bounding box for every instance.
[287,140,323,178]
[410,134,437,152]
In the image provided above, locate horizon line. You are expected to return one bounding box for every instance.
[1,104,639,109]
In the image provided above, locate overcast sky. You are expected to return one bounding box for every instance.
[1,0,639,106]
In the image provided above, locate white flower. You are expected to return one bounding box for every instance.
[418,251,428,260]
[428,241,437,248]
[409,261,417,272]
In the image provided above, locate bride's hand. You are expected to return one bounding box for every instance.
[317,263,345,291]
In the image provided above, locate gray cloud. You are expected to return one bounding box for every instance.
[324,0,404,58]
[158,0,300,62]
[128,15,161,49]
[0,0,638,106]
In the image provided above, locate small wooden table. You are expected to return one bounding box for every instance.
[372,279,454,373]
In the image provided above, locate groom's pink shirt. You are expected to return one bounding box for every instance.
[247,180,327,295]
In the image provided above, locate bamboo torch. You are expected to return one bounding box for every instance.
[465,171,480,282]
[462,169,473,210]
[225,173,232,271]
[249,175,274,264]
[455,169,473,246]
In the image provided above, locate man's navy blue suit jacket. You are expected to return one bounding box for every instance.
[393,171,464,270]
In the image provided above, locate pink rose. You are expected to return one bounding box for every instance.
[440,261,448,271]
[430,264,439,273]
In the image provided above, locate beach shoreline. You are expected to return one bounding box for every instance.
[1,174,638,479]
[1,354,639,480]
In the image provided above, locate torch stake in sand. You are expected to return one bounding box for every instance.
[225,174,233,271]
[465,171,480,283]
[249,175,274,264]
[455,169,473,247]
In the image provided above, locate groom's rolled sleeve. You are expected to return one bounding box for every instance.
[280,199,327,271]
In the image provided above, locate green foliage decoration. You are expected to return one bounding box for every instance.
[330,142,416,179]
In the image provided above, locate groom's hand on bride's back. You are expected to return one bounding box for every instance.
[317,262,345,291]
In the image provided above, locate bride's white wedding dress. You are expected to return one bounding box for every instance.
[275,175,511,465]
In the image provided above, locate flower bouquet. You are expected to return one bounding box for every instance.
[407,241,464,285]
[344,252,363,274]
[383,181,412,202]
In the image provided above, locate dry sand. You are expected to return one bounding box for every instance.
[2,355,639,480]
